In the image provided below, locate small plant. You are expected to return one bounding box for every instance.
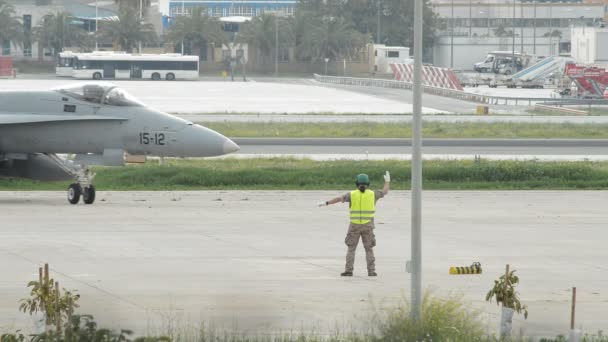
[486,267,528,339]
[485,268,528,319]
[18,265,80,332]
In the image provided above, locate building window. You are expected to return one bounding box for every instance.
[23,43,32,57]
[278,48,289,62]
[23,14,32,32]
[2,40,10,55]
[387,51,399,58]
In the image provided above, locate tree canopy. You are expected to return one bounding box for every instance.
[34,12,91,56]
[166,6,227,58]
[100,5,157,52]
[0,0,23,50]
[296,0,438,57]
[237,14,295,64]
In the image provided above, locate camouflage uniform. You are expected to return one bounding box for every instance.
[342,190,384,273]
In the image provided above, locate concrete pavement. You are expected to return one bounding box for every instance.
[0,191,606,338]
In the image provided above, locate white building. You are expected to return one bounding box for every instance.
[571,25,608,65]
[430,0,607,70]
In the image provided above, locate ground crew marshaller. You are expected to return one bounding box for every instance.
[318,171,390,277]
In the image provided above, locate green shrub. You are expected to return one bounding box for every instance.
[372,293,491,342]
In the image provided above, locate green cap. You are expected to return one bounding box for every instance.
[355,173,370,185]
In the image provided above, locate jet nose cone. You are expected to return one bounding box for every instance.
[223,138,240,154]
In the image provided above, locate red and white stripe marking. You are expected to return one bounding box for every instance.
[390,63,463,91]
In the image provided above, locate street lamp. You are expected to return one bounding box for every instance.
[324,58,329,75]
[411,0,423,322]
[138,0,143,53]
[95,0,98,50]
[376,0,381,44]
[266,10,285,77]
[450,0,454,69]
[275,17,279,76]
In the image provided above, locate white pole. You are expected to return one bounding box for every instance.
[95,0,98,50]
[450,0,453,68]
[138,0,143,53]
[411,0,423,322]
[275,17,279,77]
[181,1,185,54]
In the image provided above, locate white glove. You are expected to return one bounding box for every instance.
[384,171,391,183]
[317,201,328,207]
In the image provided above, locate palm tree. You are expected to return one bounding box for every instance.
[113,0,151,10]
[237,14,295,65]
[100,5,157,52]
[0,0,23,54]
[166,6,227,59]
[33,12,91,58]
[296,15,369,63]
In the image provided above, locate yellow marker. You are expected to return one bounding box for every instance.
[449,262,482,275]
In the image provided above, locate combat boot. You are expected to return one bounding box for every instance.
[341,271,353,277]
[368,271,377,277]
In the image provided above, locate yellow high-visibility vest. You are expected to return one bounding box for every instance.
[350,190,375,224]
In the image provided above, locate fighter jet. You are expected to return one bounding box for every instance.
[0,82,239,204]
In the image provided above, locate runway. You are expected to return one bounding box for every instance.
[228,138,608,160]
[0,191,606,338]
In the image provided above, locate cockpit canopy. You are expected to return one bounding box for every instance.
[53,83,144,107]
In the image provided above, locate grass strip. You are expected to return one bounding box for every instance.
[200,121,608,139]
[2,158,608,191]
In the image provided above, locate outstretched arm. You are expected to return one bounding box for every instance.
[318,196,343,207]
[383,171,390,195]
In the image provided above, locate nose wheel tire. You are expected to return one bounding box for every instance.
[68,184,82,204]
[83,185,96,205]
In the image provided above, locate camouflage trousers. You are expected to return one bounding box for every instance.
[344,223,376,273]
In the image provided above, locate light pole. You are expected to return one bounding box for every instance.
[512,0,516,62]
[533,0,537,55]
[275,17,279,77]
[549,1,553,55]
[138,0,143,53]
[469,0,472,37]
[95,0,98,50]
[450,0,454,69]
[181,1,185,54]
[324,58,329,75]
[520,1,524,55]
[411,0,423,322]
[377,0,381,44]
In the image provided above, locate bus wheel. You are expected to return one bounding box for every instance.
[152,73,161,80]
[166,73,175,81]
[93,72,102,80]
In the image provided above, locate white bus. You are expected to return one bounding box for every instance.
[56,51,79,77]
[56,51,128,77]
[73,54,199,81]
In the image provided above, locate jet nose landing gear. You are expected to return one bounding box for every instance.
[67,184,96,205]
[46,154,97,205]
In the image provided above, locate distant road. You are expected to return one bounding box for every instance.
[231,138,608,157]
[182,114,608,124]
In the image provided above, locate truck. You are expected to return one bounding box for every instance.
[474,51,540,75]
[474,51,521,73]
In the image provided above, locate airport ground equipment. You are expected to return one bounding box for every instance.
[0,83,239,204]
[560,63,608,99]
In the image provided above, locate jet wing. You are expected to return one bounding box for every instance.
[0,114,128,125]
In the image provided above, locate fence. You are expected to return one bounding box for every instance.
[313,74,593,106]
